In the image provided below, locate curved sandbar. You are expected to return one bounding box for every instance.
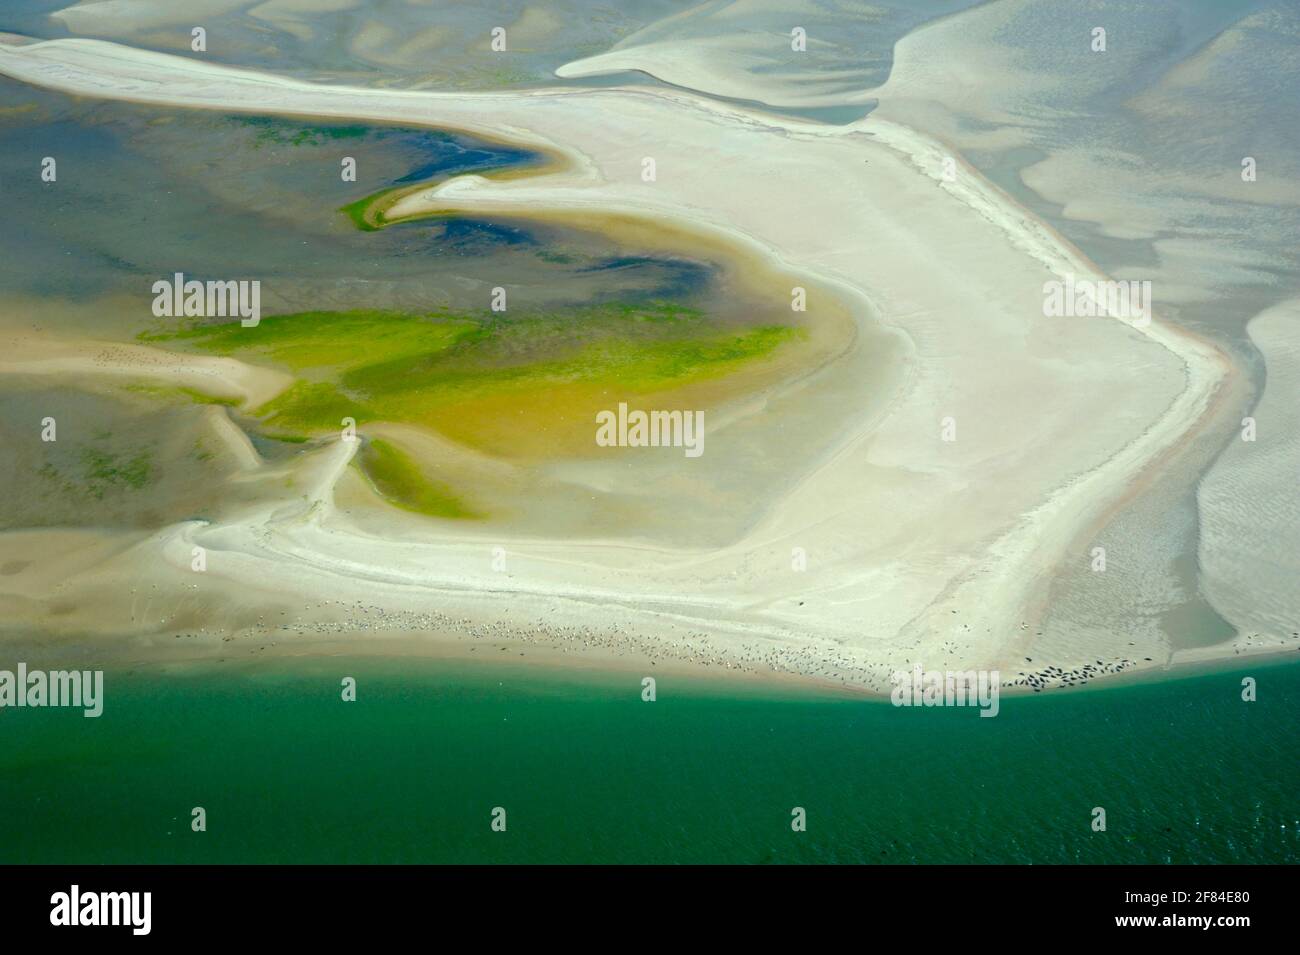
[0,37,1235,692]
[0,332,293,411]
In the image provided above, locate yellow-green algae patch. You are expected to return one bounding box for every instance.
[140,309,475,378]
[123,383,241,407]
[339,189,400,231]
[337,156,546,233]
[356,438,481,520]
[141,305,802,442]
[139,303,805,518]
[37,446,155,501]
[239,117,370,148]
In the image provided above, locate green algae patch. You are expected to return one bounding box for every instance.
[357,438,481,520]
[142,303,804,455]
[255,381,371,434]
[141,309,476,377]
[338,182,439,232]
[123,383,240,407]
[339,194,384,231]
[239,117,370,148]
[338,190,402,231]
[80,447,153,497]
[265,433,311,444]
[580,325,802,386]
[339,322,802,419]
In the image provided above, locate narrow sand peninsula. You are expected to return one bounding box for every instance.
[0,331,292,409]
[0,37,1242,692]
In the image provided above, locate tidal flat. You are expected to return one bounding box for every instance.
[0,79,851,551]
[1,10,1295,701]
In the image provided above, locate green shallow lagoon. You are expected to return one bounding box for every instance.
[0,657,1296,864]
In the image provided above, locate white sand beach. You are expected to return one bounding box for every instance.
[0,35,1262,693]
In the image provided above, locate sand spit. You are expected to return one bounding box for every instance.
[0,331,293,410]
[0,37,1246,692]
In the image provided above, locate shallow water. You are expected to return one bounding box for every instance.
[0,79,718,325]
[0,77,848,549]
[0,655,1295,863]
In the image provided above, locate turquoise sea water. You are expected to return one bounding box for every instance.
[1,657,1295,864]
